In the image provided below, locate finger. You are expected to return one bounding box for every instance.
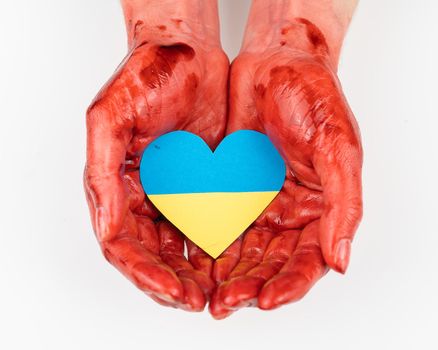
[215,276,265,311]
[178,269,215,299]
[186,240,214,275]
[218,230,300,309]
[209,289,234,320]
[313,118,363,273]
[124,171,145,211]
[213,227,273,312]
[125,170,160,219]
[84,99,133,242]
[134,198,161,220]
[229,227,274,278]
[102,236,183,303]
[135,216,160,254]
[179,277,206,312]
[157,221,189,270]
[158,222,214,298]
[249,229,301,279]
[212,236,242,284]
[258,220,328,310]
[255,179,323,230]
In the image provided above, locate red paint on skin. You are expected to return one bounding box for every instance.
[296,18,329,51]
[171,18,183,27]
[255,83,266,98]
[255,180,323,231]
[266,64,335,169]
[280,19,329,54]
[184,73,199,96]
[140,43,195,89]
[269,66,300,86]
[134,20,144,36]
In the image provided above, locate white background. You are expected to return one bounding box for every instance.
[1,1,437,349]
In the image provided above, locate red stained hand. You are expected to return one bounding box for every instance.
[210,19,363,319]
[85,2,363,318]
[84,30,228,311]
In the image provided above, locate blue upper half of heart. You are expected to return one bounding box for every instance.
[140,130,286,195]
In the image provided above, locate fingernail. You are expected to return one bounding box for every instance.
[334,239,351,274]
[96,207,109,242]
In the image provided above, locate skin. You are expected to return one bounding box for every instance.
[84,0,363,317]
[84,0,227,311]
[209,0,362,319]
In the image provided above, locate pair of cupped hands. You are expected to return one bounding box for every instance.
[84,14,362,319]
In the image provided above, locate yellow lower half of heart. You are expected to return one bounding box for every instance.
[148,191,279,258]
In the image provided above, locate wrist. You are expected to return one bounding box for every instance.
[121,0,221,48]
[241,0,358,69]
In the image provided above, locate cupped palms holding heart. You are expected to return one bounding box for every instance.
[140,130,286,258]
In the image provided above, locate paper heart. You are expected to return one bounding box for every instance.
[139,130,286,258]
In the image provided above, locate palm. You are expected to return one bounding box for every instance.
[85,39,228,311]
[210,46,362,318]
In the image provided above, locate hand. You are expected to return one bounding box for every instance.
[210,10,362,318]
[84,0,227,311]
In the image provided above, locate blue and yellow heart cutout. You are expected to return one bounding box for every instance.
[140,130,286,258]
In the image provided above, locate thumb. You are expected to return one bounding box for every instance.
[313,110,363,273]
[84,99,132,242]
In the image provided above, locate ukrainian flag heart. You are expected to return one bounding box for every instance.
[139,130,286,258]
